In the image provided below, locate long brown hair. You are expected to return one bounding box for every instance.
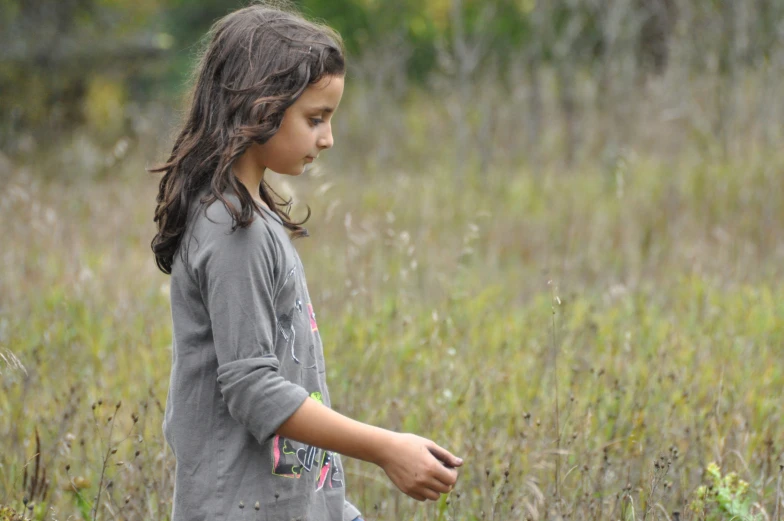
[149,1,346,274]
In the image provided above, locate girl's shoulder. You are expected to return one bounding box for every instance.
[186,188,287,264]
[193,190,279,236]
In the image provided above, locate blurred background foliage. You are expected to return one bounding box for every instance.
[2,1,784,519]
[2,0,783,173]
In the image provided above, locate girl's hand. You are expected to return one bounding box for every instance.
[376,432,464,502]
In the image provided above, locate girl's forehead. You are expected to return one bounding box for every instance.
[298,75,344,109]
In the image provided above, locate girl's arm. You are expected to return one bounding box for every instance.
[196,204,463,501]
[277,397,463,502]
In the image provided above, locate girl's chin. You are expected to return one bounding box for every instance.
[273,167,306,176]
[294,163,311,175]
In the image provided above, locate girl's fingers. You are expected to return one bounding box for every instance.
[426,477,454,494]
[421,488,440,501]
[428,443,463,468]
[430,464,458,488]
[411,481,454,501]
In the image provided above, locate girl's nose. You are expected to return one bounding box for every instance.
[317,125,334,150]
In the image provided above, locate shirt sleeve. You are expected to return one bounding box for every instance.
[200,214,310,445]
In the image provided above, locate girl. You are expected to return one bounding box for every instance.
[149,3,463,520]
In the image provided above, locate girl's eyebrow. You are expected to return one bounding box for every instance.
[309,106,334,114]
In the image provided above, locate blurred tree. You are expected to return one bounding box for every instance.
[0,0,169,150]
[637,0,677,75]
[1,0,778,159]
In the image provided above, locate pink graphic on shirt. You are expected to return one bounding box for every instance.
[308,303,318,332]
[316,451,332,490]
[272,435,344,489]
[271,393,344,488]
[271,434,301,478]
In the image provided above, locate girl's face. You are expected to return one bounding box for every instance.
[253,74,345,176]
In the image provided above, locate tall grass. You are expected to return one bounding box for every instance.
[1,128,782,520]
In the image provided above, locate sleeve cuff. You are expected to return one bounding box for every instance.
[217,355,311,444]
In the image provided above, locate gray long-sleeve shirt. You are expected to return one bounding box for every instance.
[162,187,362,521]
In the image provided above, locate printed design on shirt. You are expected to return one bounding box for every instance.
[278,298,317,369]
[270,392,345,489]
[276,267,299,362]
[281,265,297,289]
[276,264,321,369]
[307,302,318,332]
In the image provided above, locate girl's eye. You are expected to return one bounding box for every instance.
[309,118,323,126]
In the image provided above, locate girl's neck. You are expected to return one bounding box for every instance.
[231,155,269,210]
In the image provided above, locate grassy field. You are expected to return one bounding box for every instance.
[0,141,782,520]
